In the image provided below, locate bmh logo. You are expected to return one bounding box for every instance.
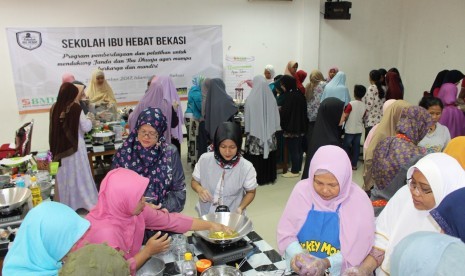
[16,31,42,50]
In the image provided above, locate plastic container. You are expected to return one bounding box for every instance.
[15,176,25,188]
[196,259,212,273]
[30,176,43,206]
[181,252,196,276]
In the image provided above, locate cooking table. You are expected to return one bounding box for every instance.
[153,231,294,276]
[85,139,124,178]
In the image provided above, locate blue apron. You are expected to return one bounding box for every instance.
[297,204,341,258]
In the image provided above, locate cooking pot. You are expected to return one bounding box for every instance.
[0,187,31,213]
[91,131,115,144]
[136,257,165,276]
[200,265,243,276]
[194,212,253,245]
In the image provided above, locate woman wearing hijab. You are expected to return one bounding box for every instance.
[363,99,396,159]
[203,78,238,143]
[363,100,410,193]
[363,70,386,137]
[284,61,298,77]
[327,67,339,82]
[49,82,98,210]
[302,97,345,180]
[390,232,465,275]
[264,64,275,84]
[192,122,257,215]
[279,75,307,178]
[443,136,465,169]
[430,69,449,97]
[86,69,117,122]
[418,96,451,153]
[3,202,90,275]
[75,168,231,275]
[59,243,130,276]
[277,146,375,275]
[184,76,204,167]
[437,79,465,139]
[305,70,327,156]
[387,68,404,95]
[370,106,432,213]
[112,107,185,213]
[61,72,75,83]
[320,71,351,106]
[355,153,465,276]
[430,187,465,242]
[385,71,403,100]
[128,75,183,153]
[244,75,281,185]
[295,70,307,94]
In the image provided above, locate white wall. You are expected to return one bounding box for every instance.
[0,0,320,151]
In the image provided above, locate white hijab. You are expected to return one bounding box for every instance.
[244,75,281,158]
[374,153,465,275]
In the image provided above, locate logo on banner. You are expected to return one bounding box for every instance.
[21,97,56,108]
[16,31,42,50]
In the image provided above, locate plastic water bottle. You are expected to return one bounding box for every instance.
[30,176,43,207]
[181,252,196,276]
[15,176,25,188]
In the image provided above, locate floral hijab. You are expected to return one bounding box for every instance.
[112,107,173,204]
[372,106,432,190]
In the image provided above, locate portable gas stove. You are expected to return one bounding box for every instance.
[192,233,255,265]
[0,197,30,229]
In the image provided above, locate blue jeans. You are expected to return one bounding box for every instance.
[343,133,361,167]
[286,136,303,173]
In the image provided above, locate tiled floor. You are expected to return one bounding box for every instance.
[179,142,365,251]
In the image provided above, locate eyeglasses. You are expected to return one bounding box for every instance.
[406,178,433,196]
[137,129,158,139]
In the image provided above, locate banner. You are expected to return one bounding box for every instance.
[6,25,223,113]
[224,55,255,102]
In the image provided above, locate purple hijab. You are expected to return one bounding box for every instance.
[277,145,374,272]
[372,106,431,190]
[112,107,173,205]
[129,76,183,143]
[438,83,465,138]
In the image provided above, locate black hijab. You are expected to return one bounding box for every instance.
[279,75,307,134]
[430,70,449,94]
[302,97,344,179]
[213,122,242,168]
[443,70,465,84]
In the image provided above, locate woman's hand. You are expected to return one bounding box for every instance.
[235,207,243,214]
[209,222,234,235]
[198,188,213,203]
[291,253,315,274]
[143,231,171,257]
[342,266,373,276]
[145,202,169,213]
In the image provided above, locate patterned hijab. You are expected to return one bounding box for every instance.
[112,107,173,204]
[430,187,465,242]
[372,106,432,190]
[86,69,116,104]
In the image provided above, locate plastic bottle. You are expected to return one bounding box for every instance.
[15,176,25,188]
[30,176,43,207]
[181,252,196,276]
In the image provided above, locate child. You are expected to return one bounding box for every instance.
[343,85,367,170]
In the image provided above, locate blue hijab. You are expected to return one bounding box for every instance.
[185,76,204,120]
[430,187,465,242]
[320,71,351,106]
[3,202,89,275]
[112,107,173,205]
[391,232,465,275]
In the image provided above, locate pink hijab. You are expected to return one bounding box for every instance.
[129,75,183,143]
[277,145,374,271]
[75,168,147,259]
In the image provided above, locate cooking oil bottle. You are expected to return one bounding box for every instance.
[29,176,43,207]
